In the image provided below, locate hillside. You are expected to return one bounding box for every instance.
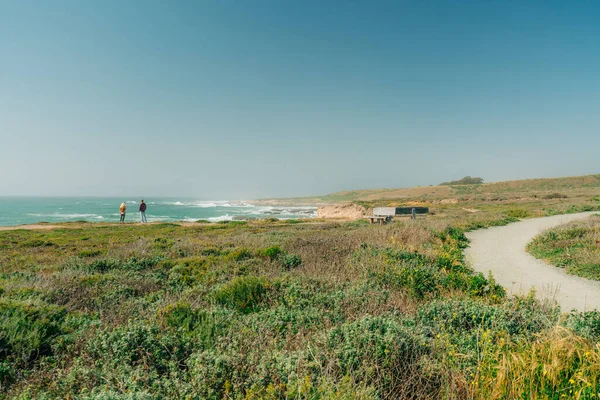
[255,174,600,207]
[323,174,600,203]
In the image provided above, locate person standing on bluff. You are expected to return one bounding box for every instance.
[119,201,127,223]
[139,199,147,223]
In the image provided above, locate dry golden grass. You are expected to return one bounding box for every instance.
[474,326,600,399]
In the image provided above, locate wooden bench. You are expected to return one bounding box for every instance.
[367,207,430,224]
[368,215,393,224]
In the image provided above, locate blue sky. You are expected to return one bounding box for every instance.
[1,1,599,198]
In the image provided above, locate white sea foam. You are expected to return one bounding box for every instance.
[207,215,234,222]
[192,202,218,208]
[246,206,317,217]
[27,213,104,219]
[162,200,253,208]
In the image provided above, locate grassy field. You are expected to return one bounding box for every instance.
[2,181,600,399]
[528,215,600,281]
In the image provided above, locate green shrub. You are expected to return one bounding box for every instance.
[0,299,67,386]
[201,247,222,256]
[123,256,162,271]
[160,303,230,349]
[435,245,467,273]
[85,321,190,390]
[543,192,568,199]
[229,248,254,262]
[565,311,600,341]
[87,257,161,273]
[214,276,271,313]
[436,227,468,248]
[383,249,430,264]
[78,249,102,258]
[344,219,370,227]
[368,249,440,299]
[420,295,557,340]
[467,272,505,299]
[259,246,283,261]
[395,265,438,299]
[282,254,302,270]
[323,315,438,396]
[504,209,531,219]
[21,239,55,248]
[88,258,121,273]
[153,237,174,249]
[228,221,248,226]
[560,227,588,240]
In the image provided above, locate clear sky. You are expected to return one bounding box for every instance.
[1,1,599,199]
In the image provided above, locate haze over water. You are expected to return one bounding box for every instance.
[0,198,316,226]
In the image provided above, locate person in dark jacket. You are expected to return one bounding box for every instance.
[139,200,147,223]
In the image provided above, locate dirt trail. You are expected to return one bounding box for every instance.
[465,212,600,312]
[0,224,66,231]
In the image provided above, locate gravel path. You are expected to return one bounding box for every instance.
[465,212,600,312]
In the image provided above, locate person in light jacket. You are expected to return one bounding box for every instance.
[119,202,127,223]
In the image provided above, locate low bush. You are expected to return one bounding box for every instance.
[504,209,531,219]
[201,247,222,256]
[87,257,162,273]
[0,299,67,387]
[323,315,439,397]
[123,256,162,271]
[228,248,254,262]
[78,249,102,258]
[420,295,558,344]
[564,311,600,341]
[542,192,568,199]
[82,321,190,393]
[21,239,55,248]
[282,254,302,270]
[259,245,283,261]
[88,258,122,273]
[214,276,271,313]
[160,302,230,349]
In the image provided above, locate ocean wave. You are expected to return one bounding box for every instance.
[27,213,104,219]
[207,215,234,222]
[247,207,317,217]
[162,200,252,208]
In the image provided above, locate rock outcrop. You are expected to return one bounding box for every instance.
[317,203,368,219]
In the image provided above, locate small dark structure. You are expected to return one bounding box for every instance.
[367,207,430,224]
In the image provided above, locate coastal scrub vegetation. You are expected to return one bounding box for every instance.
[528,215,600,281]
[439,176,484,186]
[1,198,600,398]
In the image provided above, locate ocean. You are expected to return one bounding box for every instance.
[0,197,317,226]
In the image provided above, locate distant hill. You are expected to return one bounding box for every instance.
[254,173,600,206]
